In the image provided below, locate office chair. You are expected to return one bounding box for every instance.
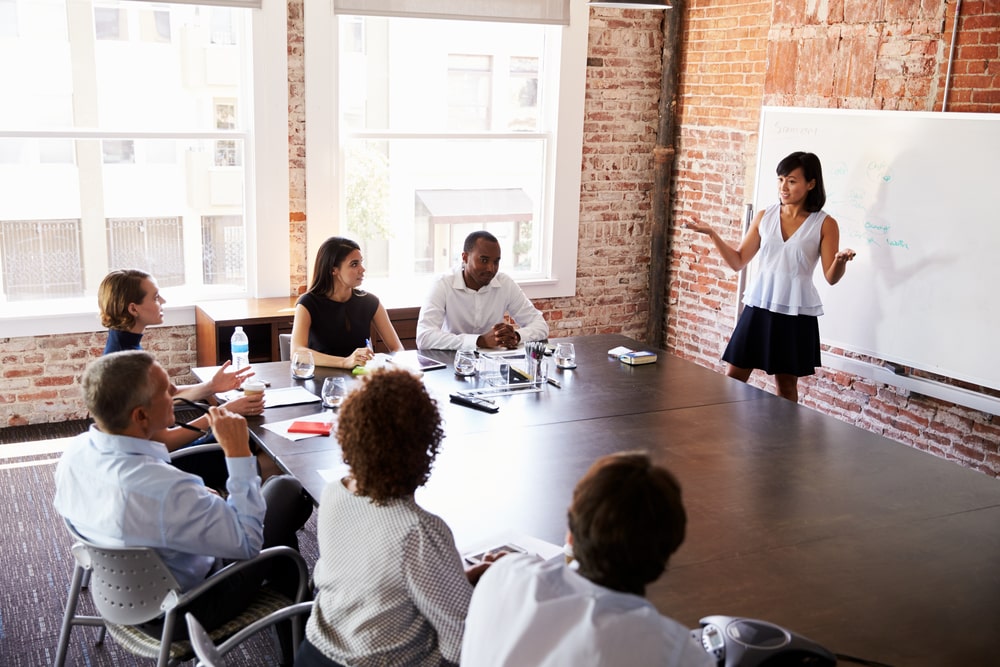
[279,333,292,362]
[55,520,309,667]
[186,602,314,667]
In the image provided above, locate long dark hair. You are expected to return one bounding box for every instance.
[777,151,826,212]
[308,236,361,297]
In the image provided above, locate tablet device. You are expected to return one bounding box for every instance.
[390,351,447,372]
[414,353,446,371]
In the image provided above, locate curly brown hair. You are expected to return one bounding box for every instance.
[337,368,444,504]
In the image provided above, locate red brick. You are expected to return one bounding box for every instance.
[4,368,44,379]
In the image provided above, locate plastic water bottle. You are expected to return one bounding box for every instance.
[230,326,250,371]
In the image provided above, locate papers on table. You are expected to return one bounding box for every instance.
[262,411,334,441]
[459,531,565,565]
[217,386,321,409]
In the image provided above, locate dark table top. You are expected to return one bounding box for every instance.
[201,333,1000,666]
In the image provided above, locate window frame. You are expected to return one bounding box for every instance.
[303,0,585,304]
[0,0,288,337]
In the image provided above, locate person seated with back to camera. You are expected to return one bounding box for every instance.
[460,452,715,667]
[416,230,549,351]
[98,268,264,452]
[295,368,496,667]
[54,351,313,663]
[291,236,404,369]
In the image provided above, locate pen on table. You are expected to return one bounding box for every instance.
[546,376,561,389]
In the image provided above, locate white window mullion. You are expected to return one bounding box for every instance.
[333,0,570,25]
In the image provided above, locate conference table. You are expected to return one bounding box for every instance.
[208,334,1000,667]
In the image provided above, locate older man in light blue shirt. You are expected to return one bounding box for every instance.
[54,351,310,653]
[55,422,265,590]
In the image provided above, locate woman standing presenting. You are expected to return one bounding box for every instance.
[686,151,855,402]
[291,237,403,369]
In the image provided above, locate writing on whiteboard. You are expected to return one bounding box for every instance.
[756,107,1000,391]
[774,122,819,137]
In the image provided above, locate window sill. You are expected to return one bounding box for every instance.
[2,302,196,338]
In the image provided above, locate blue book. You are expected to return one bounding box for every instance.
[619,350,657,366]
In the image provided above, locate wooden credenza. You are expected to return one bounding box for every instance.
[195,297,420,365]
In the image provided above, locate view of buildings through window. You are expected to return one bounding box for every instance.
[0,0,249,303]
[334,14,558,299]
[2,2,580,307]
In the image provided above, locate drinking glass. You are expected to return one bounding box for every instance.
[321,377,347,409]
[454,350,477,377]
[290,350,315,379]
[554,342,577,369]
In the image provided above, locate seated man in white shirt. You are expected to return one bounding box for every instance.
[461,452,715,667]
[54,351,311,661]
[416,230,549,350]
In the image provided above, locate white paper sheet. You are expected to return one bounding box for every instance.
[216,385,321,409]
[261,411,335,441]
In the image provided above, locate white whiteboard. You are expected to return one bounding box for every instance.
[753,107,1000,391]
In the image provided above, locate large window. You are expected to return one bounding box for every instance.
[305,1,585,305]
[0,0,288,336]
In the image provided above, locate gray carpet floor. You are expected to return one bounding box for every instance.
[0,431,320,666]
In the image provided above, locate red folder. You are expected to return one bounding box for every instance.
[287,421,333,436]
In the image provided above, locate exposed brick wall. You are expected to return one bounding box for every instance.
[667,0,1000,476]
[943,0,1000,111]
[288,0,308,295]
[532,8,666,339]
[1,327,199,427]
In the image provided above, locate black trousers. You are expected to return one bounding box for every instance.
[294,639,348,667]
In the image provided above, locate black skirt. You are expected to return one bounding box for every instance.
[722,305,821,377]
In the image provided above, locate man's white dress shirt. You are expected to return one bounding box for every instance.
[416,266,549,350]
[461,553,715,667]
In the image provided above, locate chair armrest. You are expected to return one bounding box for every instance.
[176,546,310,609]
[211,601,314,656]
[169,443,223,462]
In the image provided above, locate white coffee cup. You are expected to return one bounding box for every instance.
[243,379,266,397]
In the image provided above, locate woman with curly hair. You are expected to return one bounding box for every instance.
[297,368,490,667]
